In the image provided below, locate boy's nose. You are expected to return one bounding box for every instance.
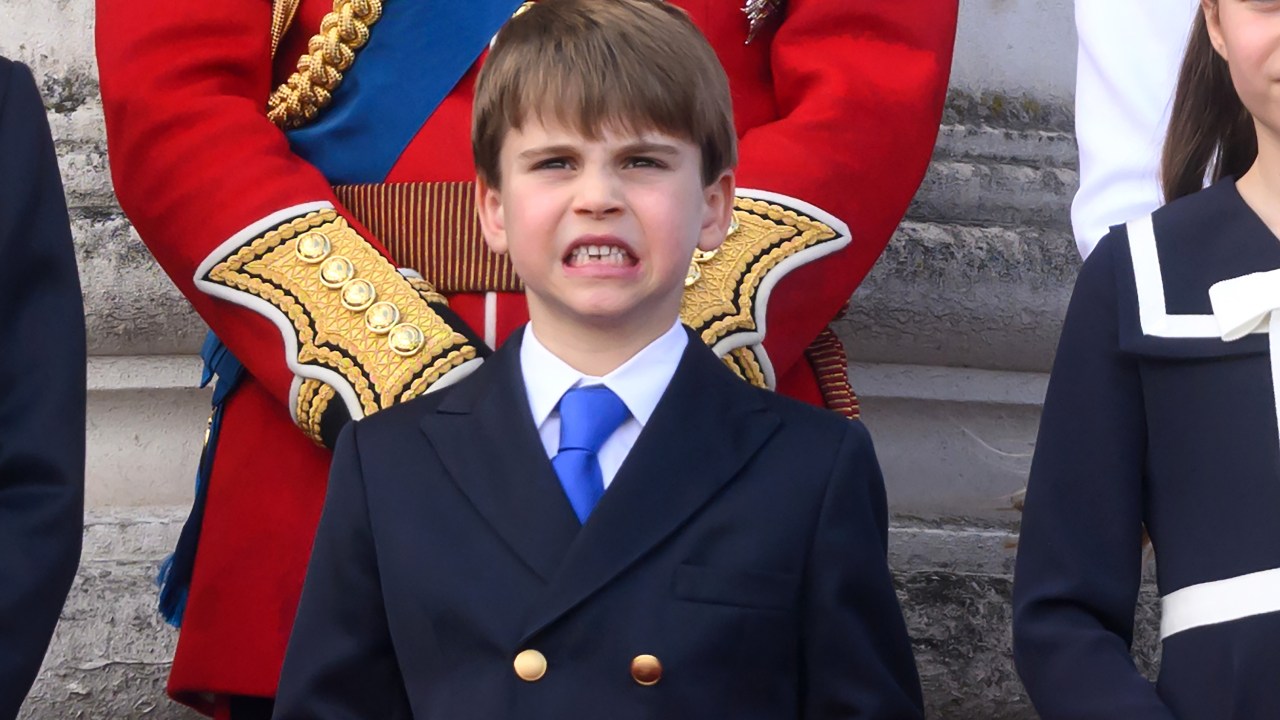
[572,169,625,219]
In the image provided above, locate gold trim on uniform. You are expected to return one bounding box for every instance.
[722,346,768,389]
[388,323,426,357]
[340,278,377,311]
[319,255,356,287]
[294,377,338,445]
[679,196,839,351]
[364,301,400,334]
[266,0,384,129]
[405,275,449,307]
[295,231,332,263]
[205,209,479,418]
[270,0,304,59]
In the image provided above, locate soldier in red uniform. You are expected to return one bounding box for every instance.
[95,1,958,716]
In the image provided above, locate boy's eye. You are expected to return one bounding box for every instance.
[625,156,668,169]
[532,157,573,170]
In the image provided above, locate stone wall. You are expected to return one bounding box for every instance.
[1,0,1167,717]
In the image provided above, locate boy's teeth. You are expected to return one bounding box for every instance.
[570,245,628,266]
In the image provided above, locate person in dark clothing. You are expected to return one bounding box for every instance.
[0,55,86,720]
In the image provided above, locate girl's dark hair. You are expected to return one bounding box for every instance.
[1161,6,1258,203]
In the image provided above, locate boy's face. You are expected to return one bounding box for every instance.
[477,118,734,342]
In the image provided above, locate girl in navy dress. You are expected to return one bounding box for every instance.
[1013,2,1280,718]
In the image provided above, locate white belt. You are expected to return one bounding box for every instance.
[1160,566,1280,639]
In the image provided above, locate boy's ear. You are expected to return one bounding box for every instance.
[476,176,508,255]
[698,170,735,253]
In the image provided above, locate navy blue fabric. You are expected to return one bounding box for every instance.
[553,385,629,523]
[287,0,525,183]
[157,332,245,626]
[274,326,923,719]
[0,57,86,718]
[1013,178,1280,719]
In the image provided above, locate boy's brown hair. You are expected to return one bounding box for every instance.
[472,0,737,188]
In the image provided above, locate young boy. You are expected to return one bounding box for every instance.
[273,2,921,717]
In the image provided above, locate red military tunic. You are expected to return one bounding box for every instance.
[95,0,957,710]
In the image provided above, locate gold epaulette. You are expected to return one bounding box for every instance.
[199,206,482,443]
[679,191,850,389]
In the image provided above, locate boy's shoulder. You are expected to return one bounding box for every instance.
[727,372,874,455]
[347,364,480,443]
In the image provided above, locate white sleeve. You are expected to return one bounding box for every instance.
[1071,1,1199,259]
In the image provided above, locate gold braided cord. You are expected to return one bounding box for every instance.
[267,0,383,129]
[270,0,303,59]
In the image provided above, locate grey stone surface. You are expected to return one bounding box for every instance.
[841,93,1083,374]
[21,510,196,720]
[75,214,204,357]
[840,219,1078,373]
[948,0,1077,102]
[86,387,205,508]
[867,395,1039,519]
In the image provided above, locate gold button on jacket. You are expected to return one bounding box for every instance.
[630,654,662,686]
[513,649,547,682]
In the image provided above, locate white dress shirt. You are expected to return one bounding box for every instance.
[1072,0,1199,258]
[520,320,687,488]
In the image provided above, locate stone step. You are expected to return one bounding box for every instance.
[841,220,1080,374]
[909,158,1076,229]
[934,122,1077,169]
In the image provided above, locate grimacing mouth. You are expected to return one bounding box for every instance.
[563,238,638,267]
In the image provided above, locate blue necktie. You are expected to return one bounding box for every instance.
[553,385,630,523]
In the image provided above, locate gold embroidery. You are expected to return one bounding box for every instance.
[721,354,745,380]
[206,210,479,419]
[295,378,337,445]
[679,197,840,350]
[267,0,384,129]
[405,275,449,307]
[725,346,768,389]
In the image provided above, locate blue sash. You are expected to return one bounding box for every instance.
[287,0,526,183]
[157,332,245,626]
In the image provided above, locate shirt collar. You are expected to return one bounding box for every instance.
[520,320,688,428]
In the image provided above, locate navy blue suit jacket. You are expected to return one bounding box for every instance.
[0,57,86,719]
[275,326,921,719]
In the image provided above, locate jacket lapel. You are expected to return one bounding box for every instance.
[521,332,780,641]
[419,329,580,582]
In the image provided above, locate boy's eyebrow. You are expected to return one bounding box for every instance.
[515,141,683,161]
[617,141,682,156]
[517,144,581,160]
